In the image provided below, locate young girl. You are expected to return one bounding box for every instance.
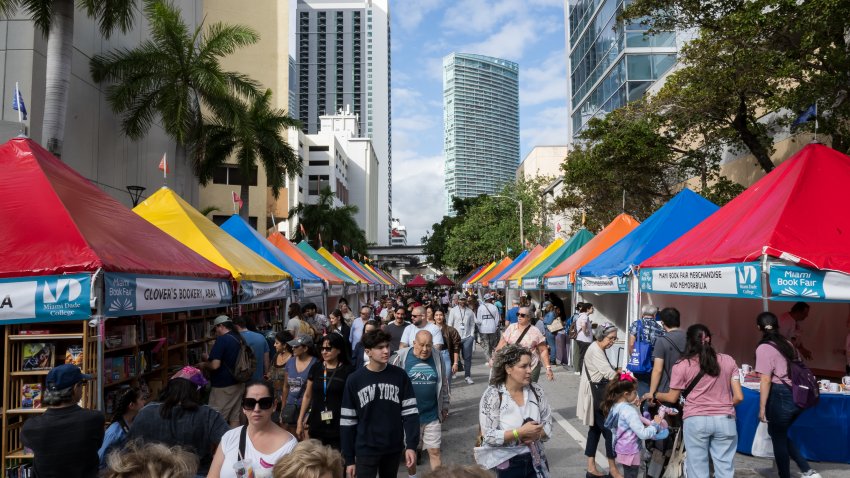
[98,387,146,467]
[602,373,663,478]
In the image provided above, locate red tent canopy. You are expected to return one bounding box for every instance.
[643,144,850,274]
[434,275,455,286]
[406,274,429,287]
[0,138,230,279]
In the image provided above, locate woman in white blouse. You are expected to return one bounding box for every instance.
[475,344,552,478]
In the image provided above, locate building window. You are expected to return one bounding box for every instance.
[308,175,330,195]
[309,160,330,166]
[309,145,330,152]
[212,165,258,186]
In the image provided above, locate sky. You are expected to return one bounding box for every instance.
[389,0,569,244]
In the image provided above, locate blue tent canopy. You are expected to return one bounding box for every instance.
[220,215,322,288]
[578,189,718,279]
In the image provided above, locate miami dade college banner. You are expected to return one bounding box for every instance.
[0,274,91,324]
[639,263,762,298]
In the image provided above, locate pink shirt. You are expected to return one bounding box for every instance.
[755,343,792,386]
[502,323,546,369]
[670,354,739,419]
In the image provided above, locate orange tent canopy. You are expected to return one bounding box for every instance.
[475,257,514,287]
[267,232,343,285]
[544,213,640,283]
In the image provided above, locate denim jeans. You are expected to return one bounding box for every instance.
[682,415,738,478]
[766,383,812,478]
[440,349,452,388]
[496,452,541,478]
[460,336,474,378]
[543,328,556,364]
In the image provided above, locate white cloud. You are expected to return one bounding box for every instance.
[394,115,439,132]
[520,50,568,107]
[441,0,522,34]
[457,17,542,60]
[392,154,446,243]
[393,0,446,32]
[520,105,569,154]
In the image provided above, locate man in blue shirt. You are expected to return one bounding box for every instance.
[201,315,246,427]
[392,330,449,478]
[505,298,520,327]
[234,315,270,382]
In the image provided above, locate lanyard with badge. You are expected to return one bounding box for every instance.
[321,364,340,423]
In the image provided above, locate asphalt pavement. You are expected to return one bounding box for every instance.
[390,347,850,477]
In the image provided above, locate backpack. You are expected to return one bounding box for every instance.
[627,319,654,374]
[768,342,819,409]
[226,333,257,383]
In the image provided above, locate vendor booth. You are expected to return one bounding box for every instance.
[266,232,349,307]
[494,246,543,290]
[520,229,594,293]
[297,242,362,311]
[466,262,497,288]
[640,143,850,464]
[0,139,234,469]
[473,258,513,289]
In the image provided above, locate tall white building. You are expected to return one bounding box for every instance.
[296,0,392,244]
[390,219,407,246]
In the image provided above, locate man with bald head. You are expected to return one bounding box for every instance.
[399,306,444,350]
[392,330,449,477]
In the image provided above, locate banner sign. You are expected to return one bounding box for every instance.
[508,280,520,289]
[578,276,629,293]
[544,276,572,291]
[345,284,358,295]
[522,278,539,290]
[105,273,231,316]
[0,274,91,324]
[300,282,324,298]
[329,284,345,296]
[239,279,289,304]
[769,264,850,301]
[493,280,506,289]
[639,263,761,298]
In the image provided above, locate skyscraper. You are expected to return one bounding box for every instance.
[443,53,520,215]
[565,0,678,142]
[296,0,392,244]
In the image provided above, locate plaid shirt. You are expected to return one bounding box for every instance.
[629,316,665,344]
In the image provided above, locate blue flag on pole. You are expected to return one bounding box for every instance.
[12,84,27,120]
[791,103,816,130]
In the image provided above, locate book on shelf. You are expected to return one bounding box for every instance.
[20,383,43,409]
[65,345,84,366]
[106,324,137,349]
[18,329,52,335]
[22,343,55,371]
[5,462,32,478]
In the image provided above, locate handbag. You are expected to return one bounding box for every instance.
[751,421,774,458]
[626,319,653,374]
[546,317,565,334]
[583,360,610,410]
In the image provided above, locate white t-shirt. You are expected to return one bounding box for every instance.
[400,323,445,347]
[476,303,501,334]
[219,426,297,478]
[576,313,593,343]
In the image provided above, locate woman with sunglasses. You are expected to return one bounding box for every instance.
[208,381,296,478]
[295,333,353,449]
[493,306,554,383]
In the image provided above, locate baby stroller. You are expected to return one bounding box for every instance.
[640,400,685,478]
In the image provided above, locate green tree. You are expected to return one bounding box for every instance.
[90,0,260,175]
[421,196,481,270]
[624,0,850,163]
[0,0,137,156]
[442,178,551,275]
[289,187,368,256]
[200,89,301,220]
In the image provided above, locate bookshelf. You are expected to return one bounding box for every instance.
[1,301,283,470]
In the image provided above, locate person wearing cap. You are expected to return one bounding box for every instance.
[281,334,318,432]
[475,293,502,363]
[448,294,476,384]
[129,366,229,476]
[21,363,104,478]
[201,315,250,427]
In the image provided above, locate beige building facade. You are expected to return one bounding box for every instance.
[200,0,291,232]
[516,145,568,180]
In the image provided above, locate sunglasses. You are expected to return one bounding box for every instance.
[321,346,334,351]
[242,397,274,410]
[518,313,528,317]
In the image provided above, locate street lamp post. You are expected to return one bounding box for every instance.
[492,195,524,249]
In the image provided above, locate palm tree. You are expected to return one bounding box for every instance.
[290,187,368,255]
[89,0,260,174]
[200,89,302,221]
[0,0,137,156]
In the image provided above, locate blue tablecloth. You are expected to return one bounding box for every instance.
[736,387,850,464]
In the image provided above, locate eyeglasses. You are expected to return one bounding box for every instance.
[241,397,274,410]
[517,313,528,317]
[321,347,334,351]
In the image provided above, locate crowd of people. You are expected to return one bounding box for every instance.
[17,290,831,478]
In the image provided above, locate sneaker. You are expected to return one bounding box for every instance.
[574,371,580,375]
[801,471,822,478]
[465,377,474,385]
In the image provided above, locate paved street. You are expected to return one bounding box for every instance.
[394,348,850,477]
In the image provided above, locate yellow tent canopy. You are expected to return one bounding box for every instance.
[509,238,566,286]
[134,187,289,284]
[318,247,363,283]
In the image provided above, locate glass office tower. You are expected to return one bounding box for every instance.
[443,53,520,216]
